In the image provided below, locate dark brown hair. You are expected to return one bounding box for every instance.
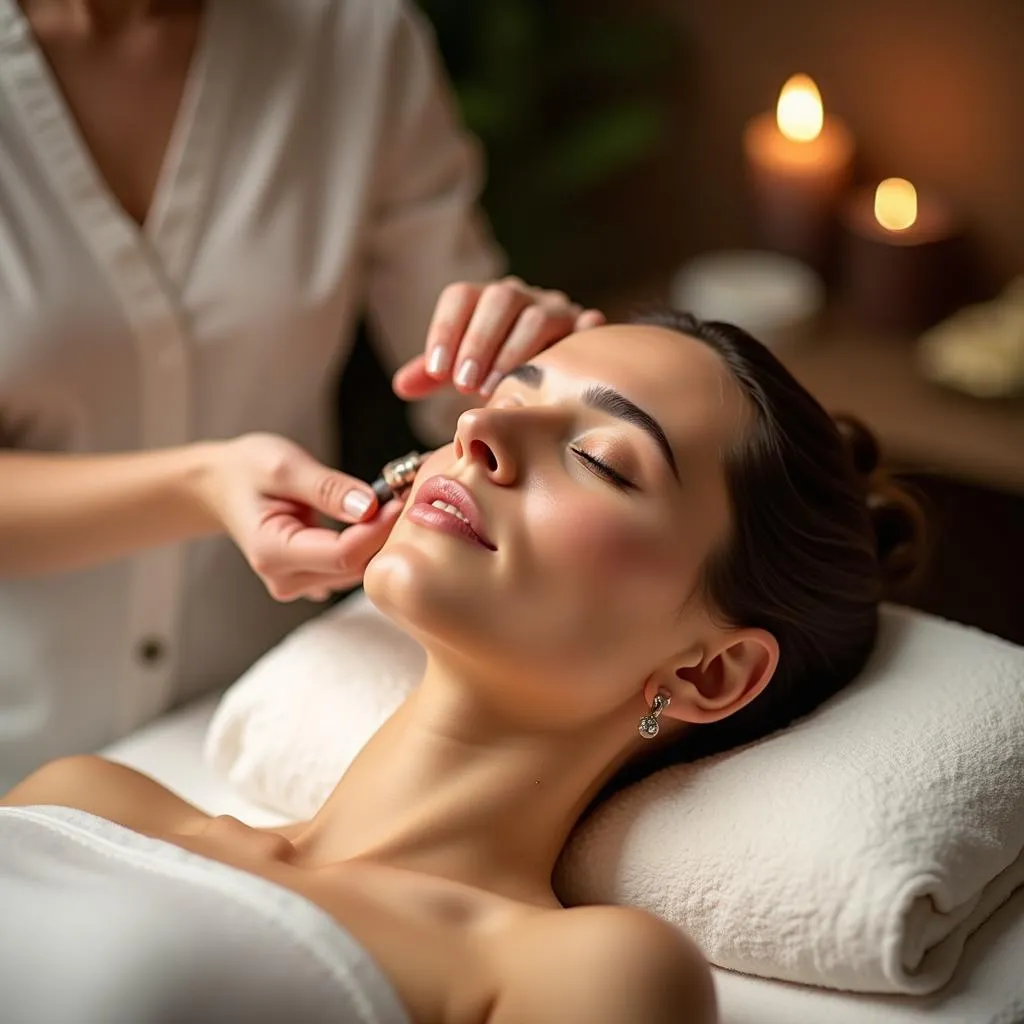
[621,310,928,778]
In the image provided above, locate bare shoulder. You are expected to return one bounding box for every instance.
[489,905,717,1024]
[1,754,206,834]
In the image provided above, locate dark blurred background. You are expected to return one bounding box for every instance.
[340,0,1024,643]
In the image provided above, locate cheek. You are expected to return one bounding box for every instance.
[496,491,693,697]
[542,500,650,571]
[522,490,691,616]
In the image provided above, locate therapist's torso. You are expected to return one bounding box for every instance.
[0,0,499,787]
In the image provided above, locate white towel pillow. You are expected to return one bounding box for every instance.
[204,593,1024,995]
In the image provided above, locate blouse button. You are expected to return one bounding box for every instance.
[136,636,167,666]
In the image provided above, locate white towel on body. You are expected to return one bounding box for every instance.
[0,805,410,1024]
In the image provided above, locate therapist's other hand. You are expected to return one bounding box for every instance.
[198,434,402,602]
[392,276,605,401]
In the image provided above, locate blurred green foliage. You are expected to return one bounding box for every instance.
[418,1,677,287]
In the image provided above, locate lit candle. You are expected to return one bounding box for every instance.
[840,177,964,332]
[874,177,919,232]
[743,74,855,271]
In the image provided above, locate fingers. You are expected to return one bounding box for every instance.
[575,308,606,331]
[423,282,482,383]
[400,277,606,405]
[253,500,404,602]
[250,514,351,579]
[333,498,404,574]
[273,446,377,524]
[391,352,439,401]
[476,302,576,398]
[449,281,534,393]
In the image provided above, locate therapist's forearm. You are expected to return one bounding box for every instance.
[0,444,223,578]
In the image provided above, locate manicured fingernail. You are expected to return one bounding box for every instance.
[454,358,480,390]
[480,370,503,397]
[427,346,450,377]
[342,489,373,519]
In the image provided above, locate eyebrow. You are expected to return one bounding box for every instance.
[503,364,680,480]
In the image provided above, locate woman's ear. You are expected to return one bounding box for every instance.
[644,628,779,725]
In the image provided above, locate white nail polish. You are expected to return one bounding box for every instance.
[342,489,372,519]
[481,370,503,396]
[454,358,480,389]
[427,346,449,377]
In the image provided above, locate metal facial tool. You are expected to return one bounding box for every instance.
[371,450,424,504]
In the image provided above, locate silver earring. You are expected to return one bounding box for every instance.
[638,692,671,739]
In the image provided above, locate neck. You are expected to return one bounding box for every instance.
[291,658,643,905]
[21,0,177,31]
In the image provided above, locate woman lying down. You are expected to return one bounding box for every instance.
[1,312,923,1024]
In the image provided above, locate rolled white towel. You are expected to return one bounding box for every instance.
[555,608,1024,994]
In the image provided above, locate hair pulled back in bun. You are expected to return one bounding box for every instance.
[834,415,929,589]
[613,311,932,774]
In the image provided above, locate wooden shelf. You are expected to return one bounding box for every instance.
[600,282,1024,496]
[779,314,1024,496]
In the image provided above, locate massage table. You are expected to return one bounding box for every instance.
[103,695,1024,1024]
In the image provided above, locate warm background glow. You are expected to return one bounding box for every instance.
[874,177,918,231]
[776,74,824,142]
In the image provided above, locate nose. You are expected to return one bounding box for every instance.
[453,406,520,486]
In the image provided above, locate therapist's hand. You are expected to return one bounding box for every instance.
[198,433,402,603]
[392,276,605,401]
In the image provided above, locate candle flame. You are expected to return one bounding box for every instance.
[874,178,918,231]
[776,74,824,142]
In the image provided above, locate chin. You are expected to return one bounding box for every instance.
[363,540,490,654]
[362,543,424,630]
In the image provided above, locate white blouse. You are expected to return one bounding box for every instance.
[0,0,502,787]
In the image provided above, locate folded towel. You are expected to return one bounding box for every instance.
[205,595,1024,995]
[556,607,1024,994]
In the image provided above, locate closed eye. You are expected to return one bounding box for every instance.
[571,447,636,491]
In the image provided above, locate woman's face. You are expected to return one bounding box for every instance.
[364,324,749,724]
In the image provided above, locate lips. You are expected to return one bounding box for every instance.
[410,475,496,550]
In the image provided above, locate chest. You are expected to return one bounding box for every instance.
[171,831,520,1024]
[275,860,517,1024]
[21,9,201,228]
